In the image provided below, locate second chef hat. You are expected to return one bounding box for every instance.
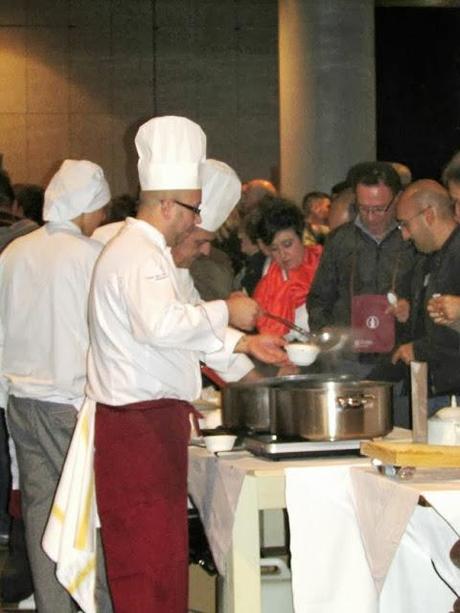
[198,159,241,232]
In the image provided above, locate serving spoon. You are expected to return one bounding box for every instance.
[262,311,345,351]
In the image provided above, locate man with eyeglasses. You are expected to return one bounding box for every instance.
[392,179,460,414]
[308,161,420,378]
[86,116,288,612]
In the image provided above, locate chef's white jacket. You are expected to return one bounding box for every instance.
[0,222,103,409]
[175,268,254,382]
[91,220,124,245]
[87,218,248,405]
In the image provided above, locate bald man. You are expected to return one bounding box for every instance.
[213,177,277,277]
[87,120,286,611]
[240,178,277,215]
[392,179,460,412]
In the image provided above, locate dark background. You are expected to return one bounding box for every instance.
[375,7,460,181]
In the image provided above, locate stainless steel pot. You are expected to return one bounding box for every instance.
[222,374,354,434]
[222,375,392,441]
[275,379,392,441]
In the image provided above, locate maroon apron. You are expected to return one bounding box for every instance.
[351,294,395,353]
[95,398,192,613]
[349,242,398,353]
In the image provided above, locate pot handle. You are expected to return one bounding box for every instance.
[336,394,375,410]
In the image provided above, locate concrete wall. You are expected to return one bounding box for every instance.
[0,0,279,196]
[279,0,376,203]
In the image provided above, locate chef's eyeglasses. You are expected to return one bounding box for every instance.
[356,200,394,216]
[397,206,431,231]
[173,199,201,216]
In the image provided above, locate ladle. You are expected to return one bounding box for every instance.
[262,311,346,351]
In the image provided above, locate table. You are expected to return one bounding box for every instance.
[188,445,460,613]
[188,448,368,612]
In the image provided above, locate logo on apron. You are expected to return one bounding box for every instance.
[366,315,380,329]
[352,294,395,353]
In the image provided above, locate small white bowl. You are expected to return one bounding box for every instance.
[286,342,320,366]
[204,434,237,453]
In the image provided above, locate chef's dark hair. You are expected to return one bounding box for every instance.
[347,161,402,196]
[254,196,304,246]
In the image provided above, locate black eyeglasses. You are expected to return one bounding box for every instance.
[356,199,394,216]
[173,199,201,216]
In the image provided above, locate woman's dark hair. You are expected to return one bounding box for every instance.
[254,196,304,246]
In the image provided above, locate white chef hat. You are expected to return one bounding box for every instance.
[43,160,111,222]
[198,159,242,232]
[135,116,206,190]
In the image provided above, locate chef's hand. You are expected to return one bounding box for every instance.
[276,364,300,376]
[386,298,410,323]
[427,294,460,326]
[235,334,289,365]
[391,342,415,365]
[226,294,260,331]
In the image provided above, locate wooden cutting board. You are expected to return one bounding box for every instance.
[361,441,460,468]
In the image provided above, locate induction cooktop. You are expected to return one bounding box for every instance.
[244,434,362,460]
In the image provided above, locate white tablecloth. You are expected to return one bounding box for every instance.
[188,448,367,575]
[286,464,460,613]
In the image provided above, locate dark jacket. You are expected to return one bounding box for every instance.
[307,221,420,331]
[239,251,266,296]
[407,225,460,395]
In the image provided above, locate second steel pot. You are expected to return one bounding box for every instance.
[275,379,393,441]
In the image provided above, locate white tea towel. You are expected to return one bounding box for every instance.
[42,398,98,613]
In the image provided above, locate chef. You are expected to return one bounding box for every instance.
[0,160,111,613]
[173,157,286,382]
[87,116,287,612]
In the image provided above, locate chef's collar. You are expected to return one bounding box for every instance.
[45,220,84,236]
[125,216,168,250]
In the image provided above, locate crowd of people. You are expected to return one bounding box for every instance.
[0,115,459,612]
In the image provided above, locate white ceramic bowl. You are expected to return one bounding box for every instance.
[286,342,320,366]
[204,434,237,453]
